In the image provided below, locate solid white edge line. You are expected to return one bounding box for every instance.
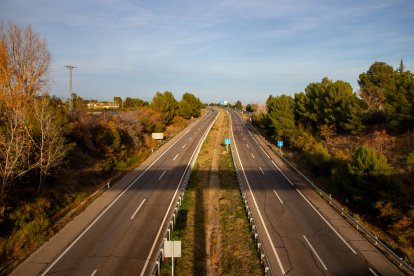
[273,190,283,205]
[173,154,179,160]
[40,110,208,276]
[140,110,219,276]
[246,120,359,256]
[303,235,328,271]
[158,170,166,180]
[271,161,294,186]
[228,110,286,275]
[296,189,357,254]
[248,130,271,159]
[90,269,97,276]
[369,267,378,276]
[130,199,146,220]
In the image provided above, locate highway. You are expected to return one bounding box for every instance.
[227,109,400,276]
[31,108,218,276]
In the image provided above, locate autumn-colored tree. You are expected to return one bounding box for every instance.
[113,111,143,148]
[0,21,51,97]
[0,22,53,200]
[0,99,34,201]
[136,107,164,133]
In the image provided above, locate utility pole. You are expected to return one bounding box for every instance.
[65,65,76,111]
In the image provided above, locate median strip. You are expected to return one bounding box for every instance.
[162,109,261,275]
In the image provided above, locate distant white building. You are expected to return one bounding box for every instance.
[87,102,119,109]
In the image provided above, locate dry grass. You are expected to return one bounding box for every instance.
[163,110,261,275]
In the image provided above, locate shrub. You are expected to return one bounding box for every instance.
[5,198,51,259]
[406,151,414,173]
[341,145,394,204]
[348,145,391,177]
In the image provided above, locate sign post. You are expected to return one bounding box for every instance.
[277,140,283,155]
[224,138,231,152]
[164,240,181,276]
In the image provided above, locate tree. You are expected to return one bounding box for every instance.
[358,61,414,131]
[71,93,86,112]
[178,100,192,119]
[113,96,122,108]
[266,95,295,140]
[29,96,68,194]
[181,92,202,118]
[295,77,364,134]
[136,107,164,133]
[0,22,51,200]
[0,22,51,96]
[150,91,178,125]
[0,97,34,201]
[234,100,243,110]
[114,112,143,148]
[358,62,395,112]
[124,97,148,108]
[245,104,254,112]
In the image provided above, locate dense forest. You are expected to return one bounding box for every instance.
[253,61,414,264]
[0,22,203,271]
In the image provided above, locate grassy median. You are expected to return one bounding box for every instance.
[161,110,261,275]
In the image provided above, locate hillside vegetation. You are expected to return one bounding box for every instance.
[0,22,204,271]
[253,61,414,264]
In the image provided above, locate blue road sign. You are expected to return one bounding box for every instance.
[277,140,283,147]
[224,138,231,145]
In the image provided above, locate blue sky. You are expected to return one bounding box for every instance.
[1,0,413,104]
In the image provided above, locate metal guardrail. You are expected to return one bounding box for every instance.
[150,111,219,276]
[248,123,414,275]
[229,144,274,276]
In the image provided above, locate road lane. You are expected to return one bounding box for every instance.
[228,109,399,275]
[26,108,218,276]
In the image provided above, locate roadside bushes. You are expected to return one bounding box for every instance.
[289,129,332,176]
[69,111,146,173]
[332,145,396,208]
[1,198,51,261]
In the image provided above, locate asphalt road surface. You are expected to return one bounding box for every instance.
[227,109,401,276]
[16,108,218,276]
